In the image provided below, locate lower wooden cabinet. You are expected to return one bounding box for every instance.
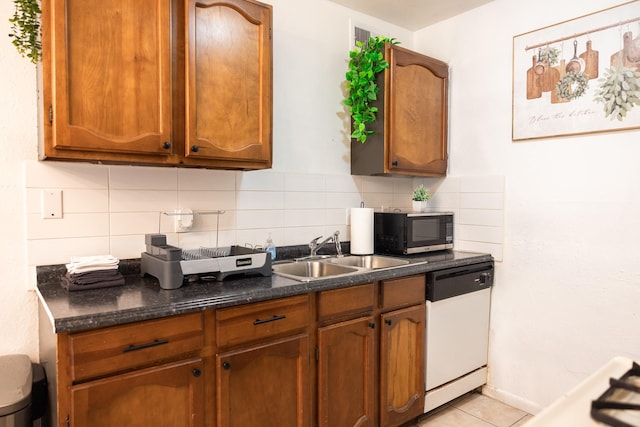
[45,277,425,427]
[215,334,310,427]
[379,305,425,427]
[70,358,204,427]
[317,316,376,427]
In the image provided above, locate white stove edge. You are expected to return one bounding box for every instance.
[523,356,635,426]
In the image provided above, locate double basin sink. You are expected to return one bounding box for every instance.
[272,255,410,282]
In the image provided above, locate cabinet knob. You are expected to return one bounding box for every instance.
[192,368,201,378]
[191,145,199,153]
[368,322,376,329]
[385,319,392,326]
[391,160,398,166]
[222,362,231,370]
[162,141,171,150]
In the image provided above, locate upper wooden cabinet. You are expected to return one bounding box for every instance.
[351,44,448,177]
[41,0,273,170]
[185,0,272,166]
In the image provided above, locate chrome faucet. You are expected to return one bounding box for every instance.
[309,230,342,257]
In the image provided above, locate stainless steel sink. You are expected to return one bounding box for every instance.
[272,254,413,282]
[272,260,360,282]
[327,255,410,269]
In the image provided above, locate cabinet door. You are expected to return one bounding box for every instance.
[379,304,425,427]
[317,316,376,427]
[70,358,204,427]
[216,334,310,427]
[185,0,272,168]
[45,0,174,158]
[387,45,448,176]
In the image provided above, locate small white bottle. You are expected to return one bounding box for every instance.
[265,234,276,261]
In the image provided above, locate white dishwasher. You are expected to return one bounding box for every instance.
[424,261,494,413]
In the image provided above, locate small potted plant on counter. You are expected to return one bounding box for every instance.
[412,184,431,212]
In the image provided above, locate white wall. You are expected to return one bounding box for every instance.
[0,0,39,359]
[415,0,640,413]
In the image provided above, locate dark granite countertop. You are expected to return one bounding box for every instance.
[37,250,493,333]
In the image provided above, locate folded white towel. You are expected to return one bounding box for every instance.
[66,255,120,274]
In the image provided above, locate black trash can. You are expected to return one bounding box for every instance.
[0,354,32,427]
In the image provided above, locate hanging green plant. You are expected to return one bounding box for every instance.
[8,0,42,64]
[594,66,640,121]
[343,36,399,143]
[539,46,560,66]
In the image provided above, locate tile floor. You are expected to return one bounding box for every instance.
[406,392,534,427]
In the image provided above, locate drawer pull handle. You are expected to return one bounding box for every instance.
[122,339,169,353]
[253,314,286,325]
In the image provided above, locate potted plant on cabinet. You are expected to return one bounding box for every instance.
[412,184,431,212]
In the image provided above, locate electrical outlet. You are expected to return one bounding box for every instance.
[41,190,63,219]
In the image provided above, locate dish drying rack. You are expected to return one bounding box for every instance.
[141,211,272,289]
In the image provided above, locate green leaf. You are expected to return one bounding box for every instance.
[343,35,400,143]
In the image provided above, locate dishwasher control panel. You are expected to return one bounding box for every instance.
[426,261,494,302]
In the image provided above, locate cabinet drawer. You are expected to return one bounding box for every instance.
[69,312,204,382]
[216,295,310,348]
[317,283,375,322]
[380,275,425,310]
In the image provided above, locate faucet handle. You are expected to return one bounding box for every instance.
[332,230,343,256]
[310,235,322,245]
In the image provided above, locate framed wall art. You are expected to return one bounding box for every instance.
[512,1,640,141]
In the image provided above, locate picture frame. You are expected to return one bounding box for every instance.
[512,1,640,141]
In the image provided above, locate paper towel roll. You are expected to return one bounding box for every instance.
[350,208,374,255]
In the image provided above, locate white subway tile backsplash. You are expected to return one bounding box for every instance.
[326,192,362,209]
[430,192,459,210]
[361,176,395,193]
[25,164,505,266]
[457,224,504,244]
[24,160,109,189]
[110,212,161,235]
[460,192,504,210]
[392,177,415,196]
[325,175,359,193]
[283,226,326,246]
[109,165,178,190]
[28,236,110,266]
[237,170,285,191]
[459,209,504,227]
[194,211,235,231]
[27,213,109,239]
[434,176,460,193]
[362,193,395,210]
[109,190,178,213]
[285,191,326,209]
[62,189,109,214]
[325,208,347,226]
[236,209,284,230]
[178,190,236,211]
[285,173,326,192]
[110,235,147,260]
[460,175,504,193]
[236,191,284,210]
[285,209,326,227]
[178,169,236,191]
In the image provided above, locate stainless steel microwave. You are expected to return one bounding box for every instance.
[374,211,453,255]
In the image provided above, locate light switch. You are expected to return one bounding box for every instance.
[41,190,63,219]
